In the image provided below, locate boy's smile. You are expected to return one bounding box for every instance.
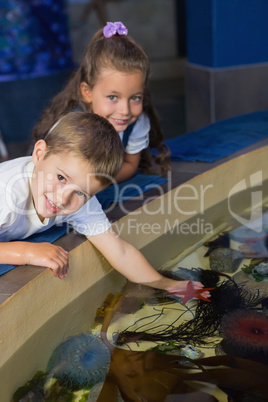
[31,140,102,222]
[81,69,145,133]
[44,194,62,214]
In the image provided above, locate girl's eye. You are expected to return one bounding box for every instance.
[132,95,142,103]
[58,175,66,183]
[76,191,86,198]
[108,95,117,101]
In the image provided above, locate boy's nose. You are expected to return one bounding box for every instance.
[56,188,72,207]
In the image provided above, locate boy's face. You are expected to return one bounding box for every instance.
[31,140,103,222]
[80,68,144,133]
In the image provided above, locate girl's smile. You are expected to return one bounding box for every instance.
[81,68,145,132]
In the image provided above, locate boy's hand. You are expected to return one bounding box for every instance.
[26,243,69,279]
[167,281,213,304]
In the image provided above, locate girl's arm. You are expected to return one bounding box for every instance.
[87,228,208,295]
[0,242,69,278]
[116,152,141,183]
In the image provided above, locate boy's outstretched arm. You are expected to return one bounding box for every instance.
[87,228,209,297]
[0,242,69,278]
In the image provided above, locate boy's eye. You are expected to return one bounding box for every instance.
[76,191,86,198]
[58,175,66,183]
[108,95,117,101]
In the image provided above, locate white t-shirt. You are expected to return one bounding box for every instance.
[118,113,150,154]
[0,157,111,242]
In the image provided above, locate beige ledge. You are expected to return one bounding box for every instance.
[0,145,268,401]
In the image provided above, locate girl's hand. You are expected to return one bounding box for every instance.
[26,243,69,279]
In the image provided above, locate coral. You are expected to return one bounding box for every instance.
[47,332,111,390]
[220,309,268,362]
[209,248,243,273]
[232,270,268,300]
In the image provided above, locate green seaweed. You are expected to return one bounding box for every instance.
[252,272,264,282]
[12,371,79,402]
[242,263,267,281]
[44,378,75,401]
[12,370,47,402]
[241,264,253,274]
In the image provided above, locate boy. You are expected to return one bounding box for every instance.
[0,112,208,297]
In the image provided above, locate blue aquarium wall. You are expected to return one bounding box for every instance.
[186,0,268,68]
[0,0,73,146]
[185,0,268,131]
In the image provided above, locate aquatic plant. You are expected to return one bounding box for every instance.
[242,260,268,281]
[116,271,261,347]
[12,371,80,402]
[47,332,111,390]
[12,371,47,402]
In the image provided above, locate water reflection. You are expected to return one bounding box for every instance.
[98,348,268,402]
[99,348,216,402]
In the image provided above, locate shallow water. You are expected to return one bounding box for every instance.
[13,210,268,402]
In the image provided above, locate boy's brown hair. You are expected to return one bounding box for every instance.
[44,112,124,187]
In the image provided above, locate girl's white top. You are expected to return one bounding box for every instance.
[118,113,150,154]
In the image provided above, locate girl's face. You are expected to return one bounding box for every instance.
[81,68,145,133]
[31,140,102,222]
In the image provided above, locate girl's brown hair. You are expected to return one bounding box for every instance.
[33,28,171,175]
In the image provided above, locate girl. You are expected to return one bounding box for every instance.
[32,21,171,182]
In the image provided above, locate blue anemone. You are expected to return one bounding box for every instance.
[47,332,111,389]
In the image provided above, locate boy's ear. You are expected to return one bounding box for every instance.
[32,140,47,164]
[80,82,92,103]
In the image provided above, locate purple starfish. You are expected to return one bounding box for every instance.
[168,281,214,305]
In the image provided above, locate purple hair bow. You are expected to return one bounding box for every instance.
[103,21,128,38]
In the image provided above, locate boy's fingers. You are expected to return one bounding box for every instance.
[193,281,204,288]
[47,252,69,278]
[51,264,68,278]
[39,245,69,277]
